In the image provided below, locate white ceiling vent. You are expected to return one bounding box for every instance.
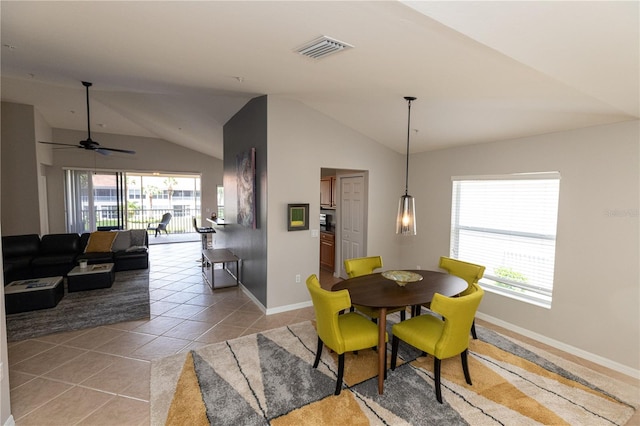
[296,36,353,59]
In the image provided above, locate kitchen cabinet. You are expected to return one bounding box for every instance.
[320,231,335,271]
[320,176,336,208]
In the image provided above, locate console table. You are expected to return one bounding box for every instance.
[202,249,240,289]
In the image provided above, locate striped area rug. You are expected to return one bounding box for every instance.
[150,321,637,425]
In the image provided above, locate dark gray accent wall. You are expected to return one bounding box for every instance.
[221,96,268,305]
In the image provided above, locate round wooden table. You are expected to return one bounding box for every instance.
[333,270,467,394]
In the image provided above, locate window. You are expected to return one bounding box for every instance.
[217,185,225,219]
[450,172,560,308]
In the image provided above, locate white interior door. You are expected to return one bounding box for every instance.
[339,174,367,278]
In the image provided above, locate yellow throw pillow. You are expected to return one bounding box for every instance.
[84,231,117,253]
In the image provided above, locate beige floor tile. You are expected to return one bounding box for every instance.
[30,327,93,345]
[9,377,73,420]
[120,371,151,400]
[93,331,156,357]
[196,323,246,344]
[15,386,113,426]
[130,335,191,360]
[7,340,56,365]
[149,300,181,315]
[148,288,177,300]
[105,319,150,331]
[131,316,185,336]
[8,370,36,390]
[11,345,87,376]
[62,326,125,350]
[43,351,119,384]
[189,305,234,323]
[162,319,214,341]
[77,396,149,426]
[182,293,218,307]
[80,357,149,394]
[161,302,207,320]
[218,309,263,328]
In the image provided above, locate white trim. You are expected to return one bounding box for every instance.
[238,283,314,316]
[476,312,640,380]
[266,300,313,316]
[452,171,561,181]
[3,415,15,426]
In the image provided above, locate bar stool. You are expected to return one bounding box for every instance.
[193,217,216,254]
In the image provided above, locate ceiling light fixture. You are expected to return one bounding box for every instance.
[396,96,417,235]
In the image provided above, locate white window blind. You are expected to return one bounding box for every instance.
[450,172,560,308]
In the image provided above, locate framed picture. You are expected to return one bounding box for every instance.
[287,203,309,231]
[237,148,256,229]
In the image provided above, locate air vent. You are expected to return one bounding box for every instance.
[296,36,353,59]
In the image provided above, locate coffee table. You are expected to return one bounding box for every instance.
[67,263,115,292]
[4,276,64,314]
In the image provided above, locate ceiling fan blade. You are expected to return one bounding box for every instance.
[38,141,80,148]
[98,147,136,154]
[94,148,112,156]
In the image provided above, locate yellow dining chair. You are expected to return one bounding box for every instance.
[390,283,484,403]
[344,256,407,321]
[439,256,485,339]
[306,274,385,395]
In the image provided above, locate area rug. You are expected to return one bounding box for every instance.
[5,269,150,341]
[150,321,638,425]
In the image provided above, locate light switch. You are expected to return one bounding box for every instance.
[311,229,319,237]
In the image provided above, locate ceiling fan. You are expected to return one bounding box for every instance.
[39,81,136,155]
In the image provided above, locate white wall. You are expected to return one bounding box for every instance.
[266,97,407,310]
[406,120,639,373]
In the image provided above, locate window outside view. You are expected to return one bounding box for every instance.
[450,173,560,308]
[64,170,202,234]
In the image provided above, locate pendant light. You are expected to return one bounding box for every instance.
[396,96,417,235]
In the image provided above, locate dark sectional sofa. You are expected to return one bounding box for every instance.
[2,230,149,285]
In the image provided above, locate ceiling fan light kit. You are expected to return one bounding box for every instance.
[38,81,136,155]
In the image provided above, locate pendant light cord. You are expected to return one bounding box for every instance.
[404,96,416,196]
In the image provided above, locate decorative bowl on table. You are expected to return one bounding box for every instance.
[381,270,423,287]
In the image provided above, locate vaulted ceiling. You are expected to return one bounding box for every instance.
[1,1,637,159]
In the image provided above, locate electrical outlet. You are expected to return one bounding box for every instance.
[295,274,301,283]
[416,265,421,270]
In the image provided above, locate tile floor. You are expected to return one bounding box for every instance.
[6,242,638,425]
[7,242,327,425]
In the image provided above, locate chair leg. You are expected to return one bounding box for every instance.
[471,319,478,339]
[400,309,406,321]
[390,336,399,370]
[313,337,323,368]
[434,357,443,403]
[461,349,472,385]
[335,353,345,395]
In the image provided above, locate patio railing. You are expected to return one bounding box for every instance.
[85,207,200,234]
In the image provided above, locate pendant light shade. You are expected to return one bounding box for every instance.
[396,96,417,235]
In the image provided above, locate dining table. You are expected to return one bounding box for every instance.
[332,269,467,394]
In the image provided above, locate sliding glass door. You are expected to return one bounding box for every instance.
[65,170,126,233]
[65,169,202,234]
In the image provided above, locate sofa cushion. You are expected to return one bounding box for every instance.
[111,230,132,252]
[2,234,40,258]
[76,252,114,264]
[130,229,147,247]
[84,231,117,253]
[40,233,80,255]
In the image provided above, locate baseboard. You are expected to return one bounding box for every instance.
[476,312,640,380]
[3,415,15,426]
[266,300,313,316]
